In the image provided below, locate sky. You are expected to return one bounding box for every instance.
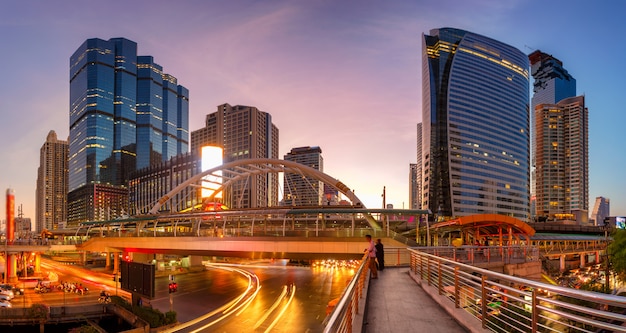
[0,0,625,222]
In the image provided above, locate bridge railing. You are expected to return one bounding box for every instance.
[409,247,626,332]
[323,253,370,333]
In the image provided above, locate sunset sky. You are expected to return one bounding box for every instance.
[1,0,625,222]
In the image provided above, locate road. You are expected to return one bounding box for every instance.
[20,259,356,332]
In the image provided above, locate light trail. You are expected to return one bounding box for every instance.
[253,285,288,329]
[263,284,296,333]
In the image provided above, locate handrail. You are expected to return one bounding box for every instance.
[408,247,626,332]
[323,253,369,333]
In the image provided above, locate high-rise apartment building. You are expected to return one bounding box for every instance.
[412,123,423,210]
[36,130,68,232]
[283,146,323,206]
[529,51,577,222]
[534,96,588,223]
[421,28,530,221]
[190,103,279,209]
[409,163,419,209]
[530,51,588,223]
[591,196,610,226]
[68,37,189,223]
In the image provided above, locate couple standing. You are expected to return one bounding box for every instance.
[365,234,384,279]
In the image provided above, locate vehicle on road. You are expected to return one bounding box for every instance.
[0,300,11,308]
[0,289,14,300]
[0,294,11,302]
[0,284,22,296]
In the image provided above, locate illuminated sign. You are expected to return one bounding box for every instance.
[616,217,625,229]
[201,146,223,199]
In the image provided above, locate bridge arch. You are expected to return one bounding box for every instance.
[149,158,364,214]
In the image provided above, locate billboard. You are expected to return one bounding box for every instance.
[120,261,155,299]
[616,217,625,229]
[201,146,223,199]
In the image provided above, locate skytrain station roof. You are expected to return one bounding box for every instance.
[431,214,535,243]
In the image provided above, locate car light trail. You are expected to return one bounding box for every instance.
[263,284,296,333]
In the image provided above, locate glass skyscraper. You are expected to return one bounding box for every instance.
[68,37,189,223]
[421,28,530,221]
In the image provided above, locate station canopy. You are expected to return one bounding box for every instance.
[431,214,535,244]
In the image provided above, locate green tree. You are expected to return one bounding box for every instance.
[608,229,626,281]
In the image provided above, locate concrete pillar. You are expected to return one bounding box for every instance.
[105,251,111,270]
[595,251,600,264]
[113,252,120,274]
[34,253,41,274]
[559,255,566,272]
[81,251,87,266]
[8,254,17,283]
[580,253,586,268]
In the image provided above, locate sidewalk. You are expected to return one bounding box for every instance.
[363,267,468,333]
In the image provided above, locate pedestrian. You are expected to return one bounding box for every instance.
[375,239,385,271]
[365,234,378,279]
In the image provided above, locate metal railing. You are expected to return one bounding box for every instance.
[409,247,626,332]
[323,253,369,333]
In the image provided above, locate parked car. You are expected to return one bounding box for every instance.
[0,300,11,308]
[0,294,11,302]
[0,284,23,295]
[0,289,14,299]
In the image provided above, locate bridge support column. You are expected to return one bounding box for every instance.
[81,251,87,266]
[8,254,17,283]
[105,251,111,270]
[182,256,204,271]
[113,252,120,274]
[595,251,600,264]
[580,253,586,268]
[34,253,41,274]
[559,255,566,272]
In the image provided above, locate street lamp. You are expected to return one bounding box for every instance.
[604,218,611,294]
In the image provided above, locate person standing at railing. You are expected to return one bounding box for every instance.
[375,239,385,271]
[365,235,378,279]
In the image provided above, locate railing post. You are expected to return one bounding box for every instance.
[437,259,442,295]
[454,267,460,308]
[481,275,487,329]
[531,288,538,333]
[427,257,431,286]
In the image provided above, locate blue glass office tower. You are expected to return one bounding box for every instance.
[68,38,189,223]
[421,28,530,222]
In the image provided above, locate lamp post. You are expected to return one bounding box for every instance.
[604,220,611,294]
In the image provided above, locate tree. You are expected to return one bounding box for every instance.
[608,229,626,281]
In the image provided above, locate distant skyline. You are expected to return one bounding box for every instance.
[1,1,625,221]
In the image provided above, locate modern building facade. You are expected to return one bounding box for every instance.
[412,123,423,210]
[129,152,201,215]
[421,28,530,221]
[529,51,577,222]
[591,196,610,226]
[283,146,323,206]
[36,130,68,232]
[190,103,279,209]
[534,96,588,223]
[68,37,189,223]
[409,163,419,210]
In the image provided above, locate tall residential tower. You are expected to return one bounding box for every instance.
[421,28,530,221]
[190,103,279,209]
[530,51,588,223]
[36,130,68,232]
[68,37,189,223]
[283,146,323,206]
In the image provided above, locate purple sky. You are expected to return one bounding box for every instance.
[1,0,625,222]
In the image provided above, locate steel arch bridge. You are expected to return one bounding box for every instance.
[149,158,365,214]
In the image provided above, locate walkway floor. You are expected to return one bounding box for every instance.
[363,267,468,333]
